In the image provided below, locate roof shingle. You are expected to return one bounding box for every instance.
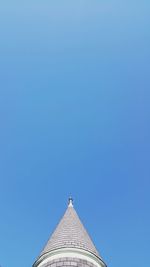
[39,203,101,259]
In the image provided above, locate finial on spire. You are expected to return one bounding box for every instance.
[68,197,73,207]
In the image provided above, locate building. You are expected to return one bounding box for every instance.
[33,198,107,267]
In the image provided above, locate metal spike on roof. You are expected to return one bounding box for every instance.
[39,198,101,259]
[68,196,73,207]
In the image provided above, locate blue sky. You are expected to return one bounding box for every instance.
[0,1,150,267]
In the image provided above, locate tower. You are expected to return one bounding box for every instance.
[33,198,107,267]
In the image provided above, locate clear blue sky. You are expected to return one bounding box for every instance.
[0,1,150,267]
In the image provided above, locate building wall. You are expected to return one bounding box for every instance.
[40,257,97,267]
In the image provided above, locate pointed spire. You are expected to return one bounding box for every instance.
[38,199,101,259]
[33,199,107,267]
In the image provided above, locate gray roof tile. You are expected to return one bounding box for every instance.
[39,203,101,259]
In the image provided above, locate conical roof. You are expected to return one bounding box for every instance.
[39,198,100,259]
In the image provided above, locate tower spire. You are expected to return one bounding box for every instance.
[33,199,107,267]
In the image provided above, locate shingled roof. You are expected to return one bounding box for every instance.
[39,198,101,259]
